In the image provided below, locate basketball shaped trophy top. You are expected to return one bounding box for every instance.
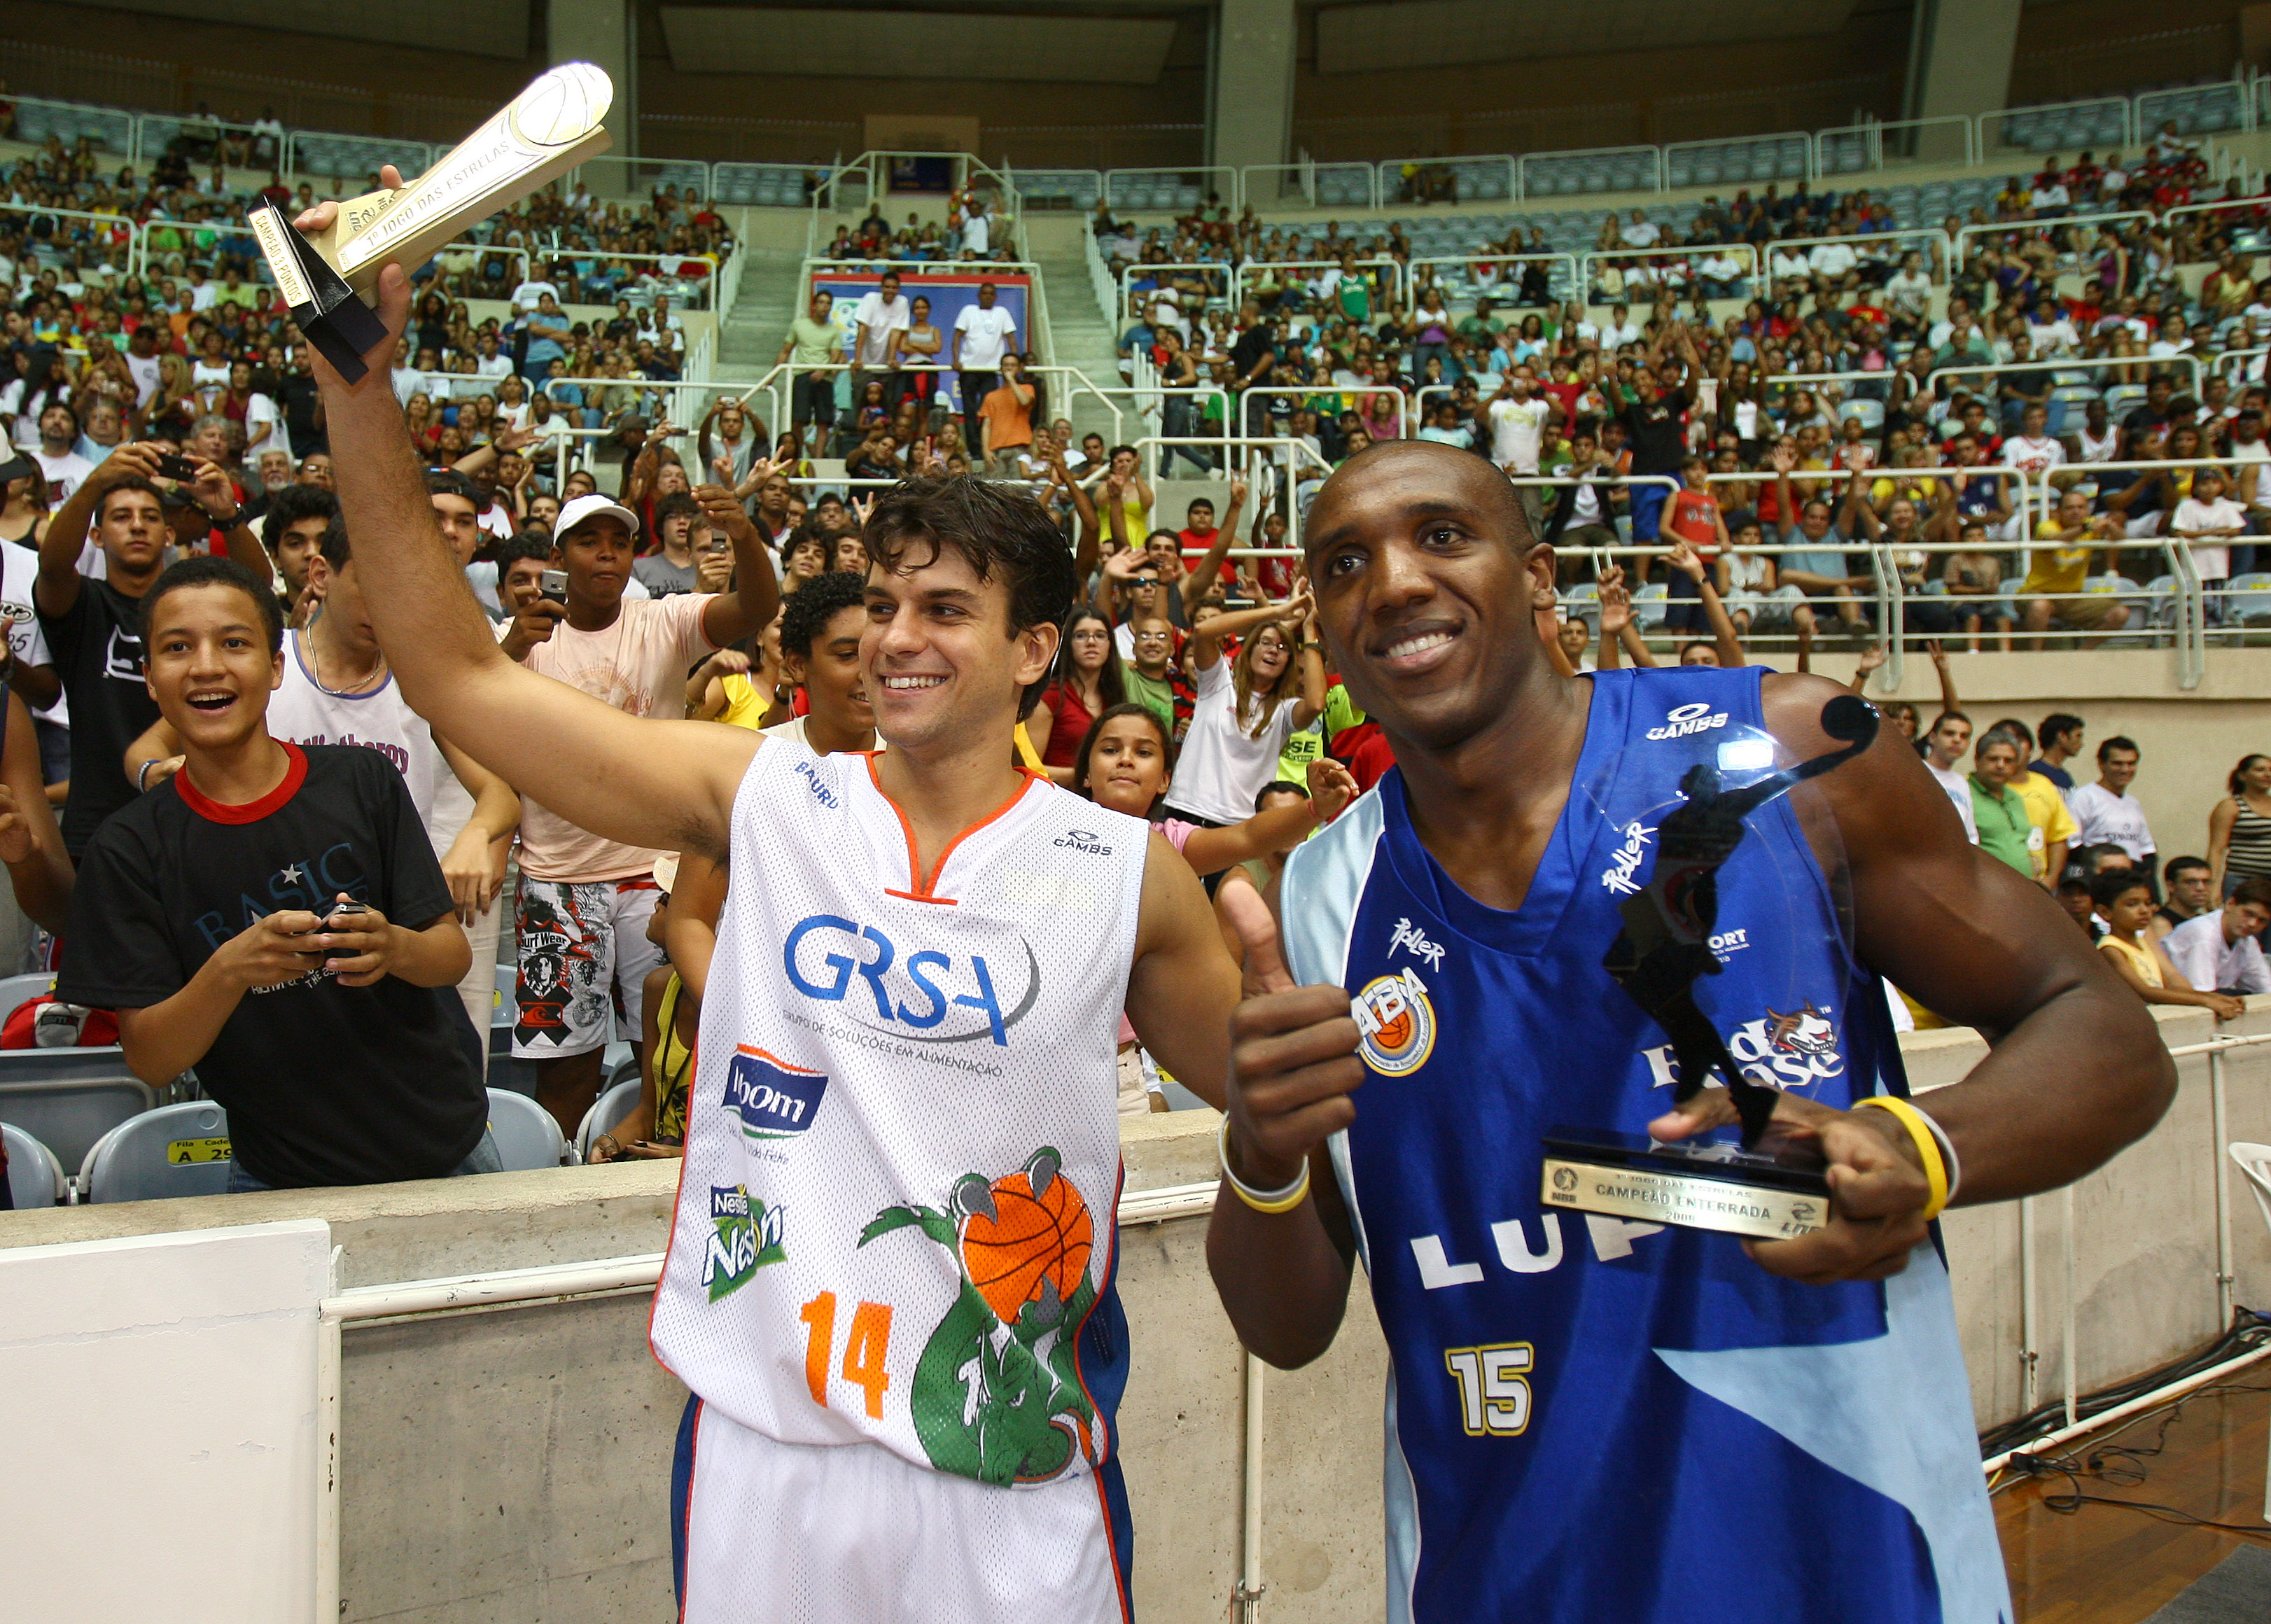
[319,62,615,286]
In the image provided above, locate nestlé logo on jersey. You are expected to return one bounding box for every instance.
[701,1182,787,1303]
[783,914,1040,1046]
[1647,701,1728,741]
[723,1045,830,1140]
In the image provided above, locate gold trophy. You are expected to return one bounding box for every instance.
[249,63,613,379]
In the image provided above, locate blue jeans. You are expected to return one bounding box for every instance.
[226,1128,503,1194]
[1628,483,1669,544]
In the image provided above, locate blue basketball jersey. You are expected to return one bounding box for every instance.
[1278,666,2007,1624]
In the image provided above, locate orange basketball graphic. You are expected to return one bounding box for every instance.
[1374,1004,1413,1052]
[958,1162,1093,1324]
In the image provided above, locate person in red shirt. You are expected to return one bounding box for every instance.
[1175,479,1246,585]
[1661,454,1730,652]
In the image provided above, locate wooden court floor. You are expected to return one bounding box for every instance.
[1997,1380,2271,1622]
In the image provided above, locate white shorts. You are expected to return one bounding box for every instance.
[511,874,664,1058]
[673,1397,1133,1623]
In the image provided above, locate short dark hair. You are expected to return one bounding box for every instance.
[143,554,284,655]
[425,469,480,509]
[97,475,162,522]
[1930,709,1972,734]
[260,482,340,551]
[1989,717,2035,751]
[1108,444,1138,462]
[2039,712,2084,749]
[497,531,554,570]
[1256,779,1308,811]
[2232,876,2271,912]
[2097,734,2139,762]
[863,475,1077,718]
[2164,855,2210,883]
[655,491,703,528]
[779,569,868,661]
[2090,867,2151,908]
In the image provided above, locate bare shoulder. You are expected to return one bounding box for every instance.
[1756,670,1957,865]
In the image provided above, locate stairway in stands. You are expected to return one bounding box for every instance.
[714,243,810,411]
[1023,215,1127,447]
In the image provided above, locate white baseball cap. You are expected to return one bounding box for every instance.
[555,492,641,542]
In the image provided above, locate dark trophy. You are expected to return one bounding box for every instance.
[1540,694,1879,1240]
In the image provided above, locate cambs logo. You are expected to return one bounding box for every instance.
[1647,701,1729,741]
[722,1046,830,1141]
[1352,967,1436,1077]
[783,913,1041,1046]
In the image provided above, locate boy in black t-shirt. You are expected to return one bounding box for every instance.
[59,556,493,1191]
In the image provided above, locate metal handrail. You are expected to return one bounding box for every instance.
[1517,143,1661,197]
[1103,166,1238,212]
[1231,257,1406,314]
[0,200,143,274]
[1760,225,1955,282]
[1117,261,1235,326]
[1976,95,2134,156]
[1924,355,2205,412]
[1814,115,1978,174]
[1663,131,1813,186]
[1373,154,1517,208]
[1952,211,2157,272]
[1580,242,1759,299]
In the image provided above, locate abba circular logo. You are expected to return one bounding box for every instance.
[1351,968,1436,1077]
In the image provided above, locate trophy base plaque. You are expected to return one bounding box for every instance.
[1541,1128,1831,1240]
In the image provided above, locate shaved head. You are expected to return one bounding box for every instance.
[1307,439,1531,562]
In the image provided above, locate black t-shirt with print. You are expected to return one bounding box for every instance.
[37,576,162,856]
[57,743,487,1189]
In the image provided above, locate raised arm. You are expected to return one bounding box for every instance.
[1180,758,1356,876]
[692,478,782,648]
[1182,475,1248,612]
[0,688,71,933]
[295,183,758,864]
[38,441,163,617]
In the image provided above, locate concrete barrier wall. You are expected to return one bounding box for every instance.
[4,1002,2264,1621]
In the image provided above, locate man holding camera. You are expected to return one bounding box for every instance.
[500,482,778,1137]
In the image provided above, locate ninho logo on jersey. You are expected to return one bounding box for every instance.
[702,1183,787,1303]
[723,1046,830,1140]
[783,913,1041,1046]
[1353,967,1435,1077]
[1647,701,1729,741]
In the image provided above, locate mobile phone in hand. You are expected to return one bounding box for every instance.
[538,568,570,605]
[155,452,199,482]
[321,900,369,962]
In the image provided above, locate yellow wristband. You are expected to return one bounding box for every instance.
[1852,1096,1950,1221]
[1217,1116,1312,1215]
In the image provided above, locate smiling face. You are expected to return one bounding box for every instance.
[789,602,874,741]
[862,541,1054,755]
[1305,442,1547,750]
[2099,746,2138,794]
[1081,709,1171,816]
[144,580,282,751]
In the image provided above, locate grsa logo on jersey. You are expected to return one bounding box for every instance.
[1642,1000,1845,1093]
[1353,967,1436,1076]
[723,1046,831,1140]
[783,914,1041,1046]
[1647,701,1728,741]
[702,1183,787,1303]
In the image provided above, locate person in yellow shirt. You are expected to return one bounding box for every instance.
[2018,489,2130,649]
[1981,720,2078,885]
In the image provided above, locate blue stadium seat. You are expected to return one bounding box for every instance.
[79,1102,232,1204]
[487,1087,568,1171]
[575,1077,645,1162]
[3,1121,65,1208]
[0,1063,157,1174]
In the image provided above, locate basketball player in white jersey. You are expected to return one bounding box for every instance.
[300,197,1261,1623]
[120,514,520,1036]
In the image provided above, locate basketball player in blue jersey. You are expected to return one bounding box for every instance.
[300,192,1268,1623]
[1208,439,2174,1624]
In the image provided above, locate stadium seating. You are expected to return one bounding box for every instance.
[574,1077,644,1163]
[486,1088,569,1171]
[3,1120,65,1208]
[79,1101,232,1204]
[0,1068,157,1176]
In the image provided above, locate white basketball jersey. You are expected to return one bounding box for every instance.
[265,628,469,862]
[650,743,1149,1489]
